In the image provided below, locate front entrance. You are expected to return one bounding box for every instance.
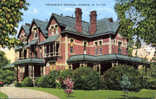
[34,65,41,77]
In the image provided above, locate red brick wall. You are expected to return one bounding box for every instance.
[68,37,110,56]
[111,33,128,55]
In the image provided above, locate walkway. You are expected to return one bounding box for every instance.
[0,87,59,99]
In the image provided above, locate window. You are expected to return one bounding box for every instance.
[34,32,38,39]
[99,41,102,46]
[95,48,98,55]
[84,41,87,54]
[99,48,102,55]
[70,39,74,53]
[95,41,98,46]
[55,25,59,34]
[118,41,122,54]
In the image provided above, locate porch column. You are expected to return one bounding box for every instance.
[53,42,55,56]
[32,65,35,82]
[40,66,43,76]
[49,44,50,56]
[43,66,46,76]
[28,65,32,78]
[17,66,18,82]
[98,64,101,75]
[93,64,97,71]
[55,42,57,56]
[112,62,115,67]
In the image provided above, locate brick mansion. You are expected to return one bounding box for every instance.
[14,8,149,82]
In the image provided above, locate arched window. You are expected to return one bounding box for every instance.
[70,39,74,53]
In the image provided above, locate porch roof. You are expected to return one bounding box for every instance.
[39,34,59,45]
[67,54,149,65]
[13,58,45,65]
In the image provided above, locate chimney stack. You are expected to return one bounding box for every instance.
[108,18,113,22]
[75,8,82,33]
[89,11,97,35]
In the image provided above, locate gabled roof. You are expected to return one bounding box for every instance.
[47,13,120,37]
[20,13,120,40]
[33,19,48,37]
[27,19,48,39]
[17,24,30,38]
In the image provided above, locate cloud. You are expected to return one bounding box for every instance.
[26,8,38,15]
[32,8,38,14]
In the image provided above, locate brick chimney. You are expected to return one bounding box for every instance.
[75,8,82,33]
[108,18,113,22]
[89,11,97,35]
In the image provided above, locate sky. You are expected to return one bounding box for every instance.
[18,0,118,31]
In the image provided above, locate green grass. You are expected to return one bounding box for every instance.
[0,91,8,98]
[26,87,156,99]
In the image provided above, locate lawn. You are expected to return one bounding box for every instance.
[0,91,8,98]
[27,87,156,99]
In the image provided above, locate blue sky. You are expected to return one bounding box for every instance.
[18,0,117,31]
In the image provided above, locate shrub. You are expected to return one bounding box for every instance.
[148,80,156,89]
[47,70,60,88]
[59,69,73,88]
[0,69,15,85]
[59,69,73,80]
[21,77,33,87]
[35,76,49,88]
[15,81,22,87]
[63,78,74,96]
[102,64,144,91]
[72,67,100,90]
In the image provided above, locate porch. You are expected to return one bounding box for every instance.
[67,54,150,75]
[14,58,45,82]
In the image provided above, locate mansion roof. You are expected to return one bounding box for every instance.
[19,13,119,39]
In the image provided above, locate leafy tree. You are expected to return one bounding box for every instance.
[0,51,9,69]
[0,0,28,47]
[0,69,16,85]
[115,0,156,49]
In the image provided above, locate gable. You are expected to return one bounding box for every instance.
[48,18,62,36]
[28,23,39,42]
[18,28,27,42]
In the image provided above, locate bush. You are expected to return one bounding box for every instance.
[102,64,144,91]
[35,76,49,88]
[59,69,73,88]
[148,80,156,89]
[59,69,73,80]
[15,81,22,87]
[21,77,33,87]
[47,70,60,88]
[0,69,15,85]
[72,67,100,90]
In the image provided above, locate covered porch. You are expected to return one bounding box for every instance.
[14,58,45,82]
[67,54,150,75]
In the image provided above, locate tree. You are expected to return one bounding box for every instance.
[0,51,9,69]
[120,74,131,98]
[115,0,156,48]
[0,0,28,47]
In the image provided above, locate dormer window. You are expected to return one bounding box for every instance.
[32,25,38,39]
[34,32,38,39]
[49,24,59,35]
